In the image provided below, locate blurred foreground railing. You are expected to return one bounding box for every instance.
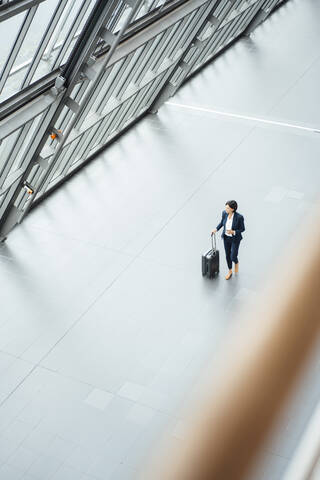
[143,206,320,480]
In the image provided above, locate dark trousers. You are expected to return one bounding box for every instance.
[223,235,241,270]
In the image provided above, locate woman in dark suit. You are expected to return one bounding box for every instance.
[212,200,245,280]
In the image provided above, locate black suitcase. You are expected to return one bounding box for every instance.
[202,233,219,278]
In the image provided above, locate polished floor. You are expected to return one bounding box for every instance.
[1,0,320,479]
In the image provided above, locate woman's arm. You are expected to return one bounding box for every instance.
[216,211,225,231]
[234,216,245,236]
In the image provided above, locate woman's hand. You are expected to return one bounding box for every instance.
[211,229,217,235]
[226,230,235,235]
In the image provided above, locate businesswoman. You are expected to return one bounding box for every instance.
[212,200,245,280]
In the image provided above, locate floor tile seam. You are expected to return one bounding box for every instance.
[1,459,38,479]
[0,309,133,408]
[0,364,39,410]
[266,49,320,118]
[0,266,31,280]
[263,448,290,461]
[0,349,36,367]
[22,450,63,480]
[0,417,44,464]
[29,365,179,419]
[37,358,181,400]
[20,223,135,257]
[25,225,158,261]
[1,339,58,369]
[120,253,244,299]
[2,419,96,479]
[0,242,61,263]
[21,223,100,248]
[118,253,194,273]
[5,448,44,476]
[23,254,142,371]
[0,380,179,478]
[33,366,192,419]
[3,413,84,464]
[55,460,100,480]
[36,364,122,395]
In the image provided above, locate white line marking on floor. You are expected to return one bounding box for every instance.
[166,102,320,134]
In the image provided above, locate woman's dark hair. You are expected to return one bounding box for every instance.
[226,200,238,212]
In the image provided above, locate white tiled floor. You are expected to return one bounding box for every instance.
[0,1,320,479]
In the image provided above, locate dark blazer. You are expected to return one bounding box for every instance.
[216,211,245,241]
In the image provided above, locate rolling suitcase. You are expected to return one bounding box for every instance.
[202,233,219,278]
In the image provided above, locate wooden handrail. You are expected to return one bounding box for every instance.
[143,207,320,480]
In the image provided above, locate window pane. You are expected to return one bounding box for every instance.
[0,2,59,101]
[12,2,59,68]
[0,12,25,73]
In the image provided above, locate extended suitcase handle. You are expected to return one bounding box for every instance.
[211,231,217,252]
